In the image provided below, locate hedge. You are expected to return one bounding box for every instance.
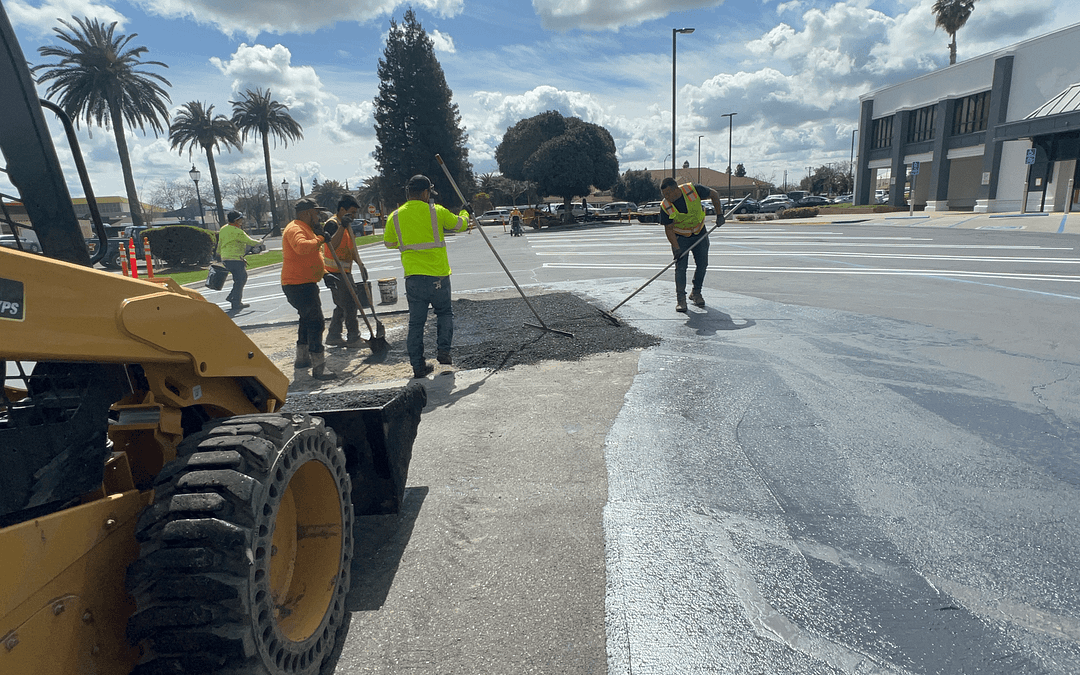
[145,225,216,267]
[779,207,820,219]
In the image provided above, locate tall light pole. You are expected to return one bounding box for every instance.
[697,135,704,184]
[280,178,289,224]
[672,27,695,180]
[722,112,736,200]
[663,153,671,176]
[188,165,206,228]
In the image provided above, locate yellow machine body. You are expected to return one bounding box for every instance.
[0,248,290,673]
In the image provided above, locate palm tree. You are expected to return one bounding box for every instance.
[168,102,241,227]
[932,0,977,66]
[231,88,303,235]
[34,16,171,228]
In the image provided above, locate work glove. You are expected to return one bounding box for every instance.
[310,221,326,238]
[321,218,339,238]
[672,246,682,260]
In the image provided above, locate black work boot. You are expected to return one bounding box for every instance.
[294,344,311,368]
[437,351,452,365]
[676,294,688,313]
[310,351,338,381]
[412,362,435,379]
[689,290,705,307]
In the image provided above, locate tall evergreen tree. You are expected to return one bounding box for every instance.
[374,9,473,209]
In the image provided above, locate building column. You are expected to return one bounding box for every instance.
[975,55,1014,212]
[889,110,910,207]
[925,99,953,212]
[855,100,875,206]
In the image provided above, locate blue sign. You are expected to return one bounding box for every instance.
[911,161,920,176]
[1026,149,1037,165]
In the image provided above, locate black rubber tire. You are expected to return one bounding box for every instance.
[127,413,353,675]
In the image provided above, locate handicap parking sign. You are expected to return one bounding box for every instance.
[1026,148,1037,165]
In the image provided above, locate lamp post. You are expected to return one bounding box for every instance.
[663,153,671,176]
[850,129,857,198]
[280,178,289,223]
[672,27,695,180]
[188,165,205,228]
[697,135,704,184]
[721,112,736,200]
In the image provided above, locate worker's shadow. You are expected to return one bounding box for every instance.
[419,369,495,410]
[685,306,756,336]
[345,485,428,612]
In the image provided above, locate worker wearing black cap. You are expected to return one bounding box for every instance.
[282,197,336,380]
[384,174,473,379]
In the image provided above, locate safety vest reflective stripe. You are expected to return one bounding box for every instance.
[392,204,446,251]
[322,227,354,272]
[662,184,705,236]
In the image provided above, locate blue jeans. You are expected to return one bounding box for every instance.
[282,282,325,354]
[674,228,710,296]
[223,259,248,304]
[405,275,453,368]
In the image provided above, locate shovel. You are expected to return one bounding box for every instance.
[324,226,389,353]
[350,236,387,341]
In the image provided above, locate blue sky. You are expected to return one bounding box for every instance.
[3,0,1077,202]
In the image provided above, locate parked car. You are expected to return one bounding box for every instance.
[832,194,853,204]
[719,198,760,214]
[636,201,663,223]
[477,208,512,226]
[599,202,638,218]
[0,234,41,253]
[875,189,889,204]
[553,204,586,219]
[795,195,832,208]
[758,196,795,213]
[701,199,716,216]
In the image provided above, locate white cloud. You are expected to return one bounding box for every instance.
[430,29,456,53]
[128,0,464,38]
[532,0,725,31]
[6,0,128,34]
[325,101,376,143]
[210,43,328,127]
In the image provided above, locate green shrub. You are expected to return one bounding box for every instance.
[145,225,217,267]
[779,207,819,219]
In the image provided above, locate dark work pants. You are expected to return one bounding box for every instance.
[282,282,325,354]
[323,272,360,338]
[405,275,453,369]
[223,259,248,304]
[674,227,710,296]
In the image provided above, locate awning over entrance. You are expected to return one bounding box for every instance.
[995,83,1080,142]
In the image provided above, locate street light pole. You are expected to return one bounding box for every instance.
[281,178,289,224]
[850,129,857,197]
[722,112,736,200]
[672,27,695,181]
[188,165,206,228]
[697,135,704,184]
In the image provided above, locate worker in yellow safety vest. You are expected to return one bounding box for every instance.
[383,174,473,379]
[321,194,368,347]
[659,177,724,312]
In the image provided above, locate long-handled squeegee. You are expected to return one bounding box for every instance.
[435,154,573,339]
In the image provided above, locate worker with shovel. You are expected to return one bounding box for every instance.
[659,177,724,312]
[384,174,473,379]
[321,195,367,348]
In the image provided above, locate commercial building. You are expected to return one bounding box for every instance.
[856,22,1080,212]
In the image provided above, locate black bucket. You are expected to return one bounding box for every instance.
[354,280,373,308]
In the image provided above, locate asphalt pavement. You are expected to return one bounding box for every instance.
[197,210,1079,674]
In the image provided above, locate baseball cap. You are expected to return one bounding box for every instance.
[406,174,437,196]
[294,197,319,213]
[226,210,244,223]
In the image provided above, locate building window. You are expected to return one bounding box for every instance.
[871,115,893,150]
[952,91,990,135]
[906,104,936,143]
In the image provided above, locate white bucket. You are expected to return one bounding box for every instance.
[378,278,398,304]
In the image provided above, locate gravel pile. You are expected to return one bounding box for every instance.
[443,292,659,371]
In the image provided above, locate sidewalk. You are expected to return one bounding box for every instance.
[746,208,1080,233]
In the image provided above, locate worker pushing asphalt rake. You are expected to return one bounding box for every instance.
[597,196,749,326]
[435,154,574,339]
